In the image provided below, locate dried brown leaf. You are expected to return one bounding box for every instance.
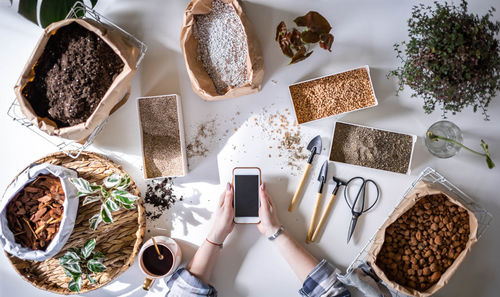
[294,11,332,34]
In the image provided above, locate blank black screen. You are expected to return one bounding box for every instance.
[234,175,259,217]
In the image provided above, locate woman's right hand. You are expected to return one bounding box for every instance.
[257,182,282,237]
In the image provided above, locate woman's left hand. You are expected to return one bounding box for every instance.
[207,183,235,244]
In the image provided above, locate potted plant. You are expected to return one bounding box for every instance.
[389,0,500,120]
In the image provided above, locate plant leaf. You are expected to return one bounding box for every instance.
[88,274,97,284]
[105,198,120,212]
[103,173,121,189]
[71,178,97,197]
[59,251,81,266]
[89,213,102,230]
[62,263,82,274]
[68,275,82,292]
[93,251,105,260]
[111,190,139,205]
[121,203,136,210]
[90,0,98,7]
[87,259,107,273]
[81,238,96,259]
[486,155,495,169]
[82,196,101,206]
[101,204,113,224]
[18,0,38,25]
[301,30,320,43]
[39,0,80,28]
[290,48,313,64]
[116,174,131,190]
[319,33,334,51]
[294,11,332,34]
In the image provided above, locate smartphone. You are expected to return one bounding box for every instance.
[232,167,261,224]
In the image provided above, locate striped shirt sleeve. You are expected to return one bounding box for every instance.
[166,268,218,297]
[299,259,351,297]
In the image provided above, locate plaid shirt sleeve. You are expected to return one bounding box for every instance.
[166,268,218,297]
[299,259,351,297]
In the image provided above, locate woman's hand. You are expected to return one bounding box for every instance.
[207,183,235,244]
[257,182,282,237]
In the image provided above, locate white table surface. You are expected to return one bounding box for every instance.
[1,0,499,296]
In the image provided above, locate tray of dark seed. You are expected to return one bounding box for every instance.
[329,121,416,174]
[138,95,188,179]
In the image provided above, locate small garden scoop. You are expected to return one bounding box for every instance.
[310,176,346,242]
[306,160,328,243]
[289,135,322,212]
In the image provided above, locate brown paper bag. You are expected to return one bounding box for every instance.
[180,0,264,101]
[14,18,142,142]
[366,180,478,297]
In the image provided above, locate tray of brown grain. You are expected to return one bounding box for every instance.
[3,151,145,294]
[288,66,378,124]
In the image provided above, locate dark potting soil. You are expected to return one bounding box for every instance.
[144,178,183,220]
[22,22,124,127]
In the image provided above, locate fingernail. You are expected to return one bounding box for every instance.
[227,182,231,190]
[261,182,265,191]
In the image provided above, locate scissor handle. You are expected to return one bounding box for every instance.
[344,177,380,214]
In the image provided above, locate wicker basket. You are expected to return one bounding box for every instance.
[4,151,146,294]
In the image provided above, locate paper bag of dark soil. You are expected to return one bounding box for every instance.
[366,180,478,297]
[180,0,264,101]
[14,18,142,141]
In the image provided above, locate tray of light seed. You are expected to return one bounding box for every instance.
[288,66,378,124]
[329,121,416,174]
[137,95,188,179]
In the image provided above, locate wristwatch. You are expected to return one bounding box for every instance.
[268,225,285,241]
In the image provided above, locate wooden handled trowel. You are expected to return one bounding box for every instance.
[288,135,322,212]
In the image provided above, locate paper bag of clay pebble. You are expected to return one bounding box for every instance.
[366,180,478,297]
[14,18,142,142]
[0,163,78,261]
[180,0,264,101]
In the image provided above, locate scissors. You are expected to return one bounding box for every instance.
[344,176,380,243]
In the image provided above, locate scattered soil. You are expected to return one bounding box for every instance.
[6,174,64,250]
[289,67,376,124]
[144,178,183,220]
[138,96,185,178]
[330,122,413,174]
[187,118,217,158]
[194,0,249,94]
[23,22,124,127]
[376,194,470,291]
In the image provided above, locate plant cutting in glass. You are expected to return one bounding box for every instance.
[71,173,139,230]
[389,0,500,120]
[427,131,495,169]
[58,238,106,292]
[275,11,334,64]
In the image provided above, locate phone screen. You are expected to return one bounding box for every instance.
[234,175,259,217]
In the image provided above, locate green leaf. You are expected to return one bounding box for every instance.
[68,275,82,292]
[87,259,107,273]
[105,198,120,212]
[71,178,97,197]
[18,0,38,25]
[39,0,80,28]
[62,263,82,274]
[486,156,495,169]
[59,251,81,266]
[93,251,105,260]
[116,175,131,190]
[82,196,101,206]
[103,174,121,189]
[87,274,97,284]
[64,269,81,281]
[89,213,102,230]
[121,203,136,210]
[81,239,96,259]
[90,0,98,7]
[101,204,113,224]
[111,190,139,205]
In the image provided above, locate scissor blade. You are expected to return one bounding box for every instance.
[347,216,358,243]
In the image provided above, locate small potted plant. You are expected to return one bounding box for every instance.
[389,0,500,120]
